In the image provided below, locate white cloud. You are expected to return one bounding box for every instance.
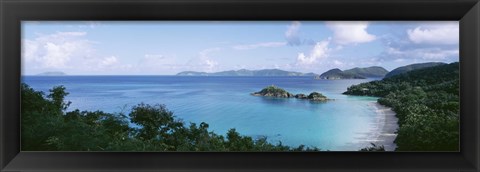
[42,42,72,68]
[386,47,458,60]
[22,31,93,69]
[199,48,220,71]
[296,39,331,65]
[377,23,459,63]
[22,31,136,75]
[23,40,39,62]
[186,48,221,72]
[326,21,376,45]
[407,23,459,45]
[99,56,119,67]
[285,21,302,46]
[204,59,218,70]
[233,42,287,50]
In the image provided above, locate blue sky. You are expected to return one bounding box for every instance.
[22,21,459,75]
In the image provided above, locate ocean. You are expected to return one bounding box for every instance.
[22,76,381,151]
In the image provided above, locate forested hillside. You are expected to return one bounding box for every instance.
[344,62,459,151]
[384,62,446,78]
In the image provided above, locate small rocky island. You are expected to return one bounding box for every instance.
[251,85,294,98]
[251,85,331,102]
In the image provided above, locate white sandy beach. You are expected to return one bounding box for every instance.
[342,102,399,151]
[368,102,399,151]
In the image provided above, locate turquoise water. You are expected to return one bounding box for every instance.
[23,76,380,151]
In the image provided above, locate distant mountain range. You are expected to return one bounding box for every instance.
[30,62,451,78]
[344,66,389,78]
[384,62,446,78]
[36,71,67,76]
[317,62,448,80]
[176,69,318,76]
[316,66,388,80]
[315,68,366,79]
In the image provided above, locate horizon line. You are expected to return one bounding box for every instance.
[24,61,458,76]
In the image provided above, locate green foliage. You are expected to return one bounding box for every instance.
[252,85,294,98]
[22,84,320,152]
[21,83,66,150]
[319,66,391,79]
[306,92,328,102]
[384,62,445,78]
[318,68,366,79]
[129,103,179,141]
[307,92,326,99]
[344,62,459,151]
[47,86,71,111]
[260,85,289,94]
[359,143,385,151]
[343,66,389,78]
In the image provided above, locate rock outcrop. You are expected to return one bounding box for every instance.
[251,85,294,98]
[252,86,332,102]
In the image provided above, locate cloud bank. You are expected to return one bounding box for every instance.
[326,21,376,45]
[296,39,331,65]
[22,31,93,69]
[407,23,459,45]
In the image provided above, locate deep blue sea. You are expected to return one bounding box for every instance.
[23,76,381,151]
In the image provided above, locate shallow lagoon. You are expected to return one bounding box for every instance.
[23,76,380,150]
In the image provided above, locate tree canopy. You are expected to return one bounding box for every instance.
[344,62,459,151]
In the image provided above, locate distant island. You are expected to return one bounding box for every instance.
[315,66,388,80]
[176,69,318,76]
[36,71,67,76]
[176,63,449,80]
[384,62,446,78]
[251,85,331,102]
[343,66,389,78]
[315,68,366,80]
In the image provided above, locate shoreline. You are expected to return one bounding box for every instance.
[344,102,399,151]
[366,102,399,151]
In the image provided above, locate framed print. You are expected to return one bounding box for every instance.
[1,0,479,171]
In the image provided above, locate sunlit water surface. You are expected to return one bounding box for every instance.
[23,76,380,150]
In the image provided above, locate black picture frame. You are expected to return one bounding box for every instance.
[1,0,479,171]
